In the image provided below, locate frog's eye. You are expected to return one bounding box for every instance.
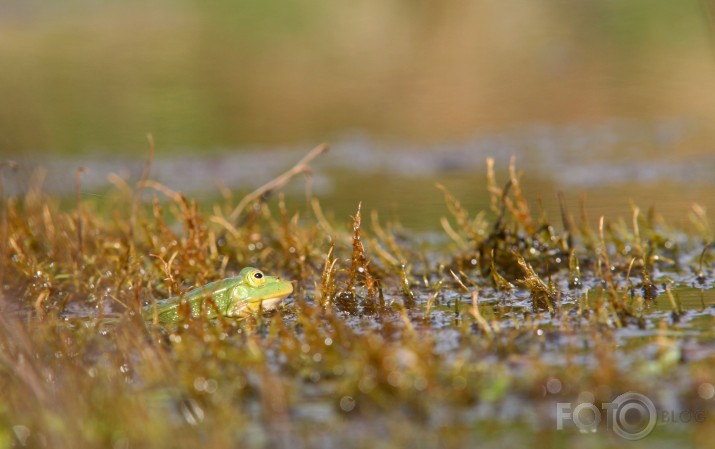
[246,269,266,287]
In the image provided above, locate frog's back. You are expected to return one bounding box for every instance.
[144,277,241,323]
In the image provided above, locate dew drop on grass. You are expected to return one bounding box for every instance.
[698,382,714,400]
[387,371,402,387]
[577,390,594,404]
[339,396,355,412]
[205,379,217,394]
[546,378,562,394]
[194,377,207,391]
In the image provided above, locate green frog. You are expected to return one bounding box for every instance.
[143,267,293,324]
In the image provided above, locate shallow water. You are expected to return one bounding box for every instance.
[10,119,715,231]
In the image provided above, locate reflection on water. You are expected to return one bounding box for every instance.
[10,119,715,230]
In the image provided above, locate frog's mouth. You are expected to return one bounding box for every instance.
[245,282,294,305]
[246,293,291,304]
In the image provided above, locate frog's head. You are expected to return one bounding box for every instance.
[227,267,294,316]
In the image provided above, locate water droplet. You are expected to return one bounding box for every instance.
[698,382,714,400]
[546,378,562,394]
[339,396,356,412]
[312,353,322,363]
[205,379,217,394]
[194,377,207,391]
[324,337,333,346]
[577,390,594,404]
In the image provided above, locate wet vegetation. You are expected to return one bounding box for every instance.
[1,148,715,448]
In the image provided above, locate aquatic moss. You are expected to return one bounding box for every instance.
[0,151,714,448]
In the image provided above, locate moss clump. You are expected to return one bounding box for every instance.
[0,151,713,448]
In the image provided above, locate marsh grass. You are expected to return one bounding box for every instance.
[1,149,714,448]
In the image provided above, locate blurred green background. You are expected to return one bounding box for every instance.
[2,0,714,155]
[3,0,715,229]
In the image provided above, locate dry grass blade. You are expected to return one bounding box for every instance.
[490,249,515,293]
[75,166,87,258]
[514,251,555,313]
[229,143,329,223]
[568,250,582,289]
[0,160,18,289]
[0,154,711,448]
[468,289,494,339]
[690,203,713,241]
[129,133,155,243]
[0,317,49,404]
[399,264,415,308]
[507,156,534,234]
[436,183,478,244]
[318,243,338,307]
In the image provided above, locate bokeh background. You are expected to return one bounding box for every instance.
[2,0,715,228]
